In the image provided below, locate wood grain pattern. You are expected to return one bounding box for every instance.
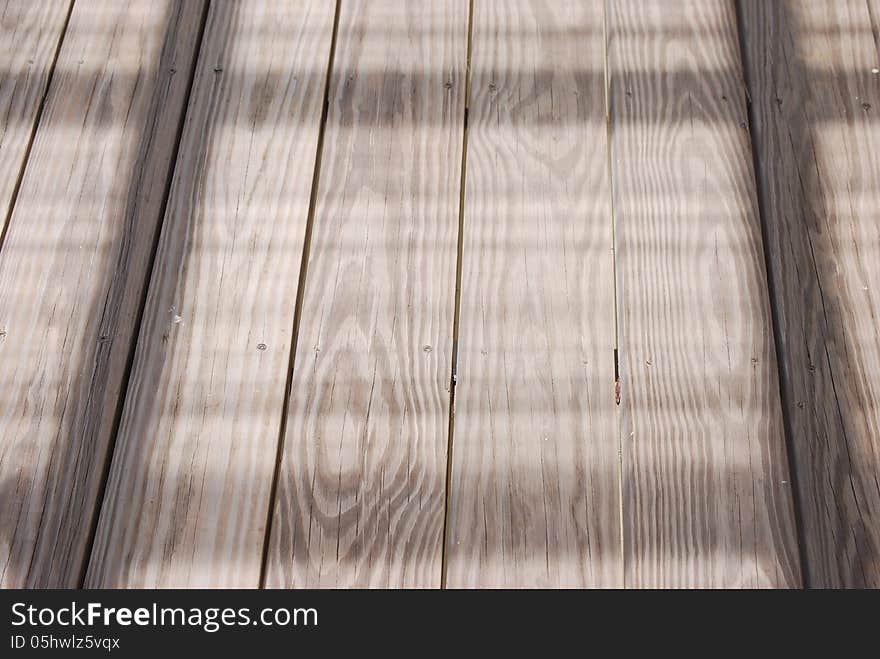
[86,1,335,587]
[445,0,619,587]
[740,0,880,588]
[265,0,468,588]
[609,0,801,587]
[0,0,205,588]
[0,1,70,238]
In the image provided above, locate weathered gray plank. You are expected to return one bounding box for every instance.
[445,0,620,588]
[741,0,880,588]
[0,1,70,240]
[610,0,801,587]
[86,1,336,588]
[0,0,205,588]
[265,0,468,588]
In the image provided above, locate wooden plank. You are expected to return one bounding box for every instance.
[0,0,205,588]
[85,1,336,588]
[740,0,880,588]
[871,2,880,51]
[0,1,70,237]
[265,0,468,588]
[444,1,619,587]
[609,0,801,587]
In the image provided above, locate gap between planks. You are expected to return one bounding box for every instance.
[603,0,627,589]
[439,0,475,591]
[257,0,344,589]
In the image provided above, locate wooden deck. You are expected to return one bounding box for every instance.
[0,0,878,589]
